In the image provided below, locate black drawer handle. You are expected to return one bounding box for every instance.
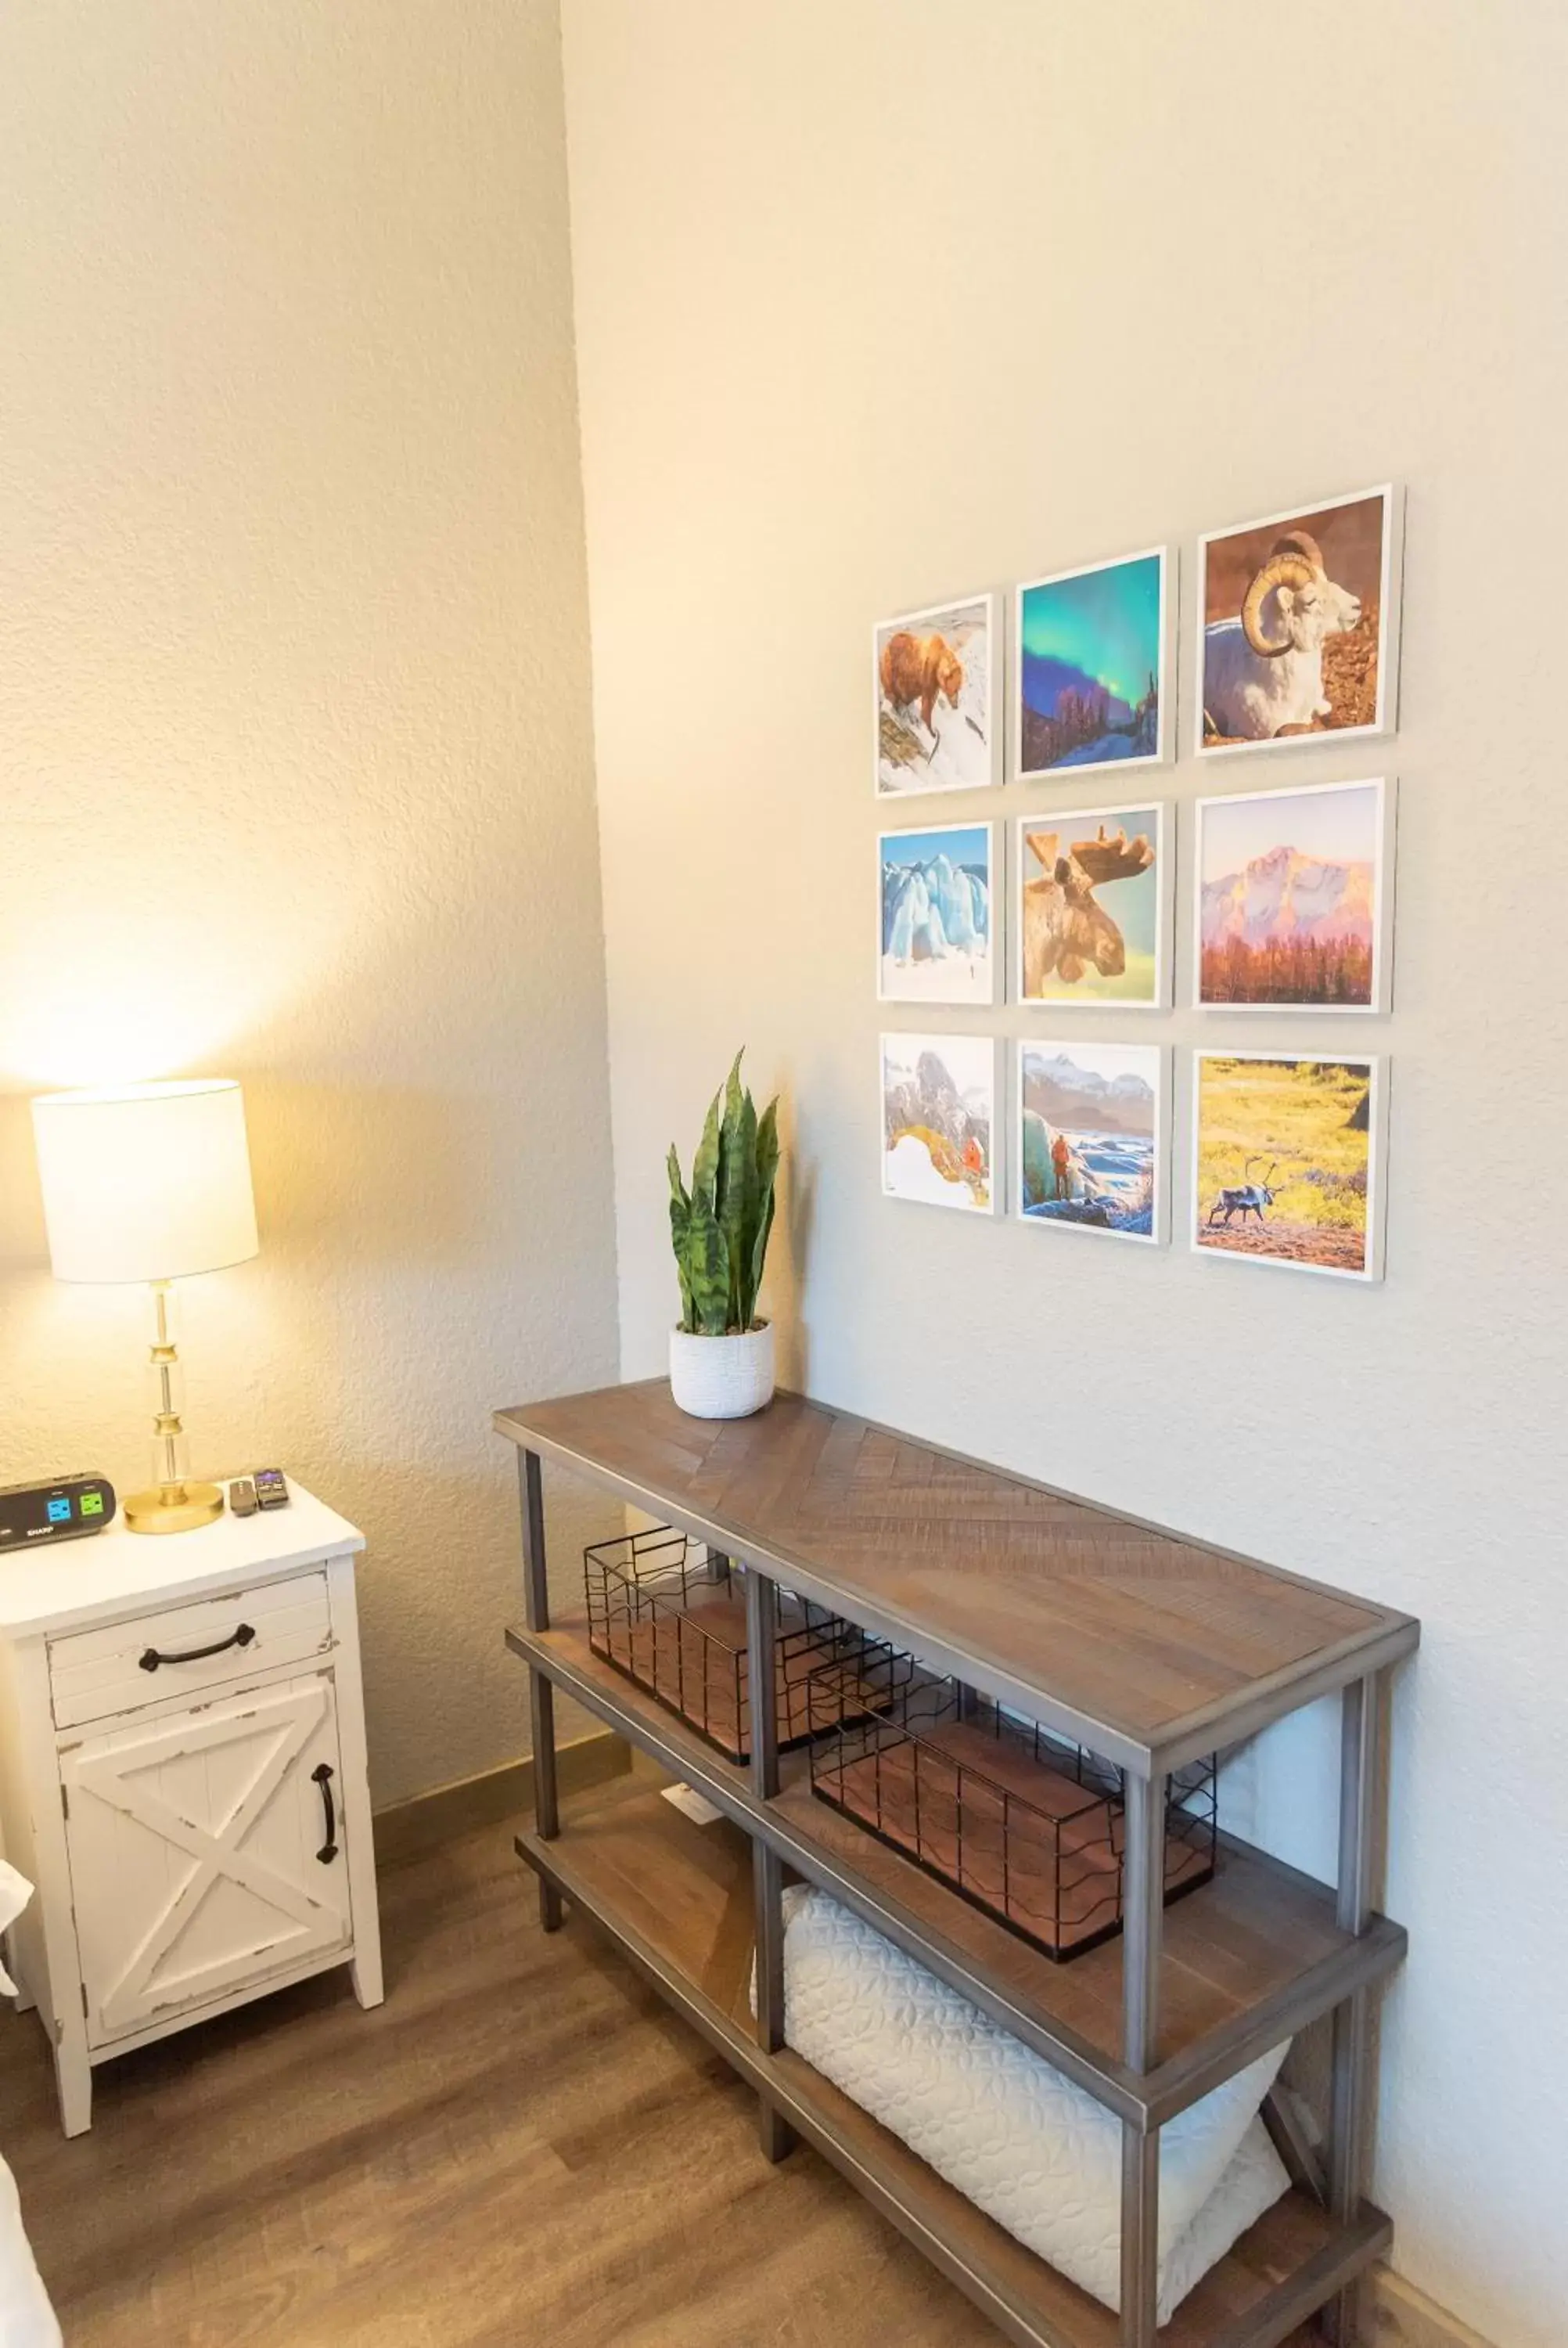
[311,1761,338,1864]
[139,1622,257,1673]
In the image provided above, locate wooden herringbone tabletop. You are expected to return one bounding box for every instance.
[495,1381,1415,1766]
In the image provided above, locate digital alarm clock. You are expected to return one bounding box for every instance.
[0,1473,116,1552]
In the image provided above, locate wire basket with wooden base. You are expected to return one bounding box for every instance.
[807,1638,1218,1962]
[583,1526,874,1766]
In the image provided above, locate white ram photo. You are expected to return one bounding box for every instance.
[1197,490,1397,752]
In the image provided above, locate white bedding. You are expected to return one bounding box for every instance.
[761,1885,1289,2323]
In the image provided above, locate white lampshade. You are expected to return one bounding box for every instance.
[31,1079,259,1285]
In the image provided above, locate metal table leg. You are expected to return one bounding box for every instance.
[746,1565,796,2163]
[1120,2130,1160,2348]
[1325,1671,1384,2346]
[1120,1769,1167,2348]
[519,1448,562,1933]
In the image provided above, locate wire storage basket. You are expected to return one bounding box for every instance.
[807,1638,1218,1962]
[583,1526,873,1766]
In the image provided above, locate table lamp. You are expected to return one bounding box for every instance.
[31,1079,259,1534]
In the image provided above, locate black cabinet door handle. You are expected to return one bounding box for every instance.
[139,1622,257,1673]
[311,1761,338,1864]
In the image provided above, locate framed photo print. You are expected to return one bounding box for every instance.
[1016,1039,1167,1244]
[1015,801,1171,1010]
[1195,484,1403,756]
[1191,1050,1387,1282]
[878,822,999,1007]
[880,1032,998,1215]
[1194,776,1396,1013]
[874,592,1001,797]
[1014,548,1172,781]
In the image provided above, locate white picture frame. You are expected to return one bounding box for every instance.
[1192,776,1397,1015]
[1189,1049,1388,1283]
[1012,546,1174,784]
[879,1032,1001,1216]
[873,591,1002,798]
[877,820,1001,1008]
[1014,1039,1167,1246]
[1013,799,1172,1012]
[1193,483,1404,759]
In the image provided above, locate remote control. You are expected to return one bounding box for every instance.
[254,1468,290,1511]
[228,1478,257,1518]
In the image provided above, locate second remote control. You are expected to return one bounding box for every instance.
[254,1468,290,1511]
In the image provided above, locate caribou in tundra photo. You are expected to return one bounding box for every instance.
[1207,1159,1277,1227]
[1192,1051,1385,1282]
[1016,807,1167,1007]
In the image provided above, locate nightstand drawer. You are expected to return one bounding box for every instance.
[49,1570,333,1729]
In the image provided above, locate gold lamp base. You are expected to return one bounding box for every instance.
[124,1480,225,1536]
[122,1283,228,1533]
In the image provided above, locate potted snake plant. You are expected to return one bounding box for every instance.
[667,1052,779,1419]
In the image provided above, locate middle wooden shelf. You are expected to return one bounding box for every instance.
[507,1612,1406,2130]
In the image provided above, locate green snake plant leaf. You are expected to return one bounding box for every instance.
[745,1095,780,1327]
[667,1145,695,1331]
[691,1083,723,1219]
[717,1057,757,1330]
[683,1194,731,1336]
[722,1050,745,1140]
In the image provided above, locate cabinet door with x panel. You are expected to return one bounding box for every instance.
[60,1671,352,2047]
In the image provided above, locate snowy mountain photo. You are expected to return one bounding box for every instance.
[1196,779,1390,1009]
[1022,1050,1156,1137]
[1201,844,1372,952]
[1016,1042,1164,1244]
[879,823,996,1006]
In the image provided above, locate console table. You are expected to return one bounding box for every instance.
[496,1381,1416,2348]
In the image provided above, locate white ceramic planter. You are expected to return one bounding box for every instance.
[668,1321,775,1420]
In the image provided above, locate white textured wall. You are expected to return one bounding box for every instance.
[0,0,619,1804]
[562,4,1567,2339]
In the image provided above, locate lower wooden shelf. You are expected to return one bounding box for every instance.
[509,1616,1408,2129]
[515,1780,1390,2348]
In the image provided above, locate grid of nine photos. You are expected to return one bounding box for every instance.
[874,487,1403,1280]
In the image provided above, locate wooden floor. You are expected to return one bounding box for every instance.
[0,1817,1322,2346]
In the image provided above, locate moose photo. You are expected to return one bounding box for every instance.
[1016,805,1166,1007]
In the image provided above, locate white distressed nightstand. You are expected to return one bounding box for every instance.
[0,1482,383,2135]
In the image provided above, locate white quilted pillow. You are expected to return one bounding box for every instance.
[766,1886,1289,2322]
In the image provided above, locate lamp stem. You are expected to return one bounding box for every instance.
[150,1280,183,1500]
[123,1280,224,1534]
